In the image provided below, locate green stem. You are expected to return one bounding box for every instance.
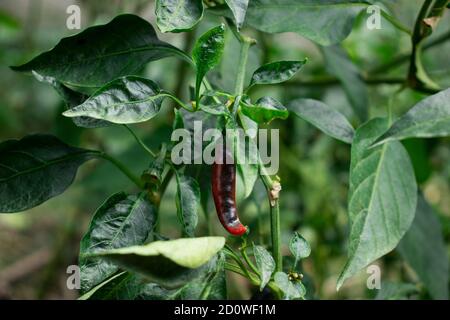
[380,9,412,36]
[408,0,437,90]
[123,125,156,158]
[270,201,282,273]
[234,41,251,95]
[259,163,282,273]
[160,91,194,112]
[228,20,284,297]
[224,263,258,285]
[199,271,217,300]
[96,152,143,188]
[225,256,282,299]
[224,247,255,282]
[240,237,261,277]
[202,79,222,104]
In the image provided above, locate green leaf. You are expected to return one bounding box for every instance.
[175,173,200,237]
[0,134,95,213]
[248,60,307,89]
[85,252,227,300]
[287,98,355,144]
[192,25,225,105]
[32,71,111,128]
[62,76,165,124]
[375,282,418,300]
[11,14,189,88]
[88,237,225,288]
[142,146,167,188]
[236,143,258,198]
[171,252,227,300]
[398,195,449,299]
[253,245,275,291]
[274,272,306,300]
[337,118,417,290]
[238,110,258,138]
[79,271,132,300]
[373,88,450,146]
[226,118,258,198]
[79,192,157,292]
[156,0,203,33]
[240,97,289,123]
[200,103,229,116]
[225,0,249,29]
[322,45,368,121]
[289,232,311,267]
[245,0,368,46]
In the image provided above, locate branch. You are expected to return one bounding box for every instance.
[370,29,450,75]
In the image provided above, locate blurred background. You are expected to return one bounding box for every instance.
[0,0,449,299]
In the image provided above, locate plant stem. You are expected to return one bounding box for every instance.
[369,29,450,74]
[270,201,282,272]
[229,20,283,297]
[380,9,412,36]
[160,91,194,112]
[199,270,217,299]
[224,247,256,283]
[96,152,143,188]
[408,0,433,86]
[260,164,282,273]
[123,125,156,158]
[234,41,251,95]
[240,239,261,277]
[224,263,258,284]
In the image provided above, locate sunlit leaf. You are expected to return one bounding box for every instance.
[248,60,307,89]
[192,25,225,105]
[88,237,225,288]
[156,0,203,33]
[225,0,249,29]
[337,118,417,290]
[240,97,288,124]
[287,98,355,144]
[289,232,311,267]
[63,76,166,124]
[253,245,275,291]
[373,88,450,146]
[245,0,368,46]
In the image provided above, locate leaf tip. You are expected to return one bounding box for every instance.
[336,276,345,292]
[62,110,75,118]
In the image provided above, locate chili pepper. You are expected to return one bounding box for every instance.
[212,141,247,236]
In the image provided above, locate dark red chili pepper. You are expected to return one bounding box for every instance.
[212,141,247,236]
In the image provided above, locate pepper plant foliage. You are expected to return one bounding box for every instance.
[2,0,450,300]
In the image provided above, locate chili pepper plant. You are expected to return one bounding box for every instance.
[1,0,450,300]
